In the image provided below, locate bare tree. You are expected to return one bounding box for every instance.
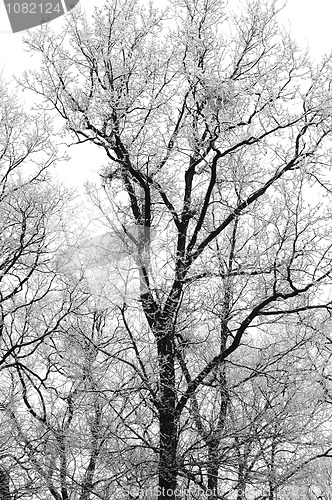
[0,75,70,364]
[0,77,91,499]
[22,0,332,497]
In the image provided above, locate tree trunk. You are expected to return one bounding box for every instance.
[236,467,245,500]
[235,438,246,500]
[268,435,277,500]
[207,441,219,499]
[158,333,177,500]
[206,359,228,499]
[0,468,10,500]
[236,481,245,500]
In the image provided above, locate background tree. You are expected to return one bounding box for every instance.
[22,0,332,498]
[0,76,68,366]
[0,77,89,499]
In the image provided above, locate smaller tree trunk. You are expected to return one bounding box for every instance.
[235,438,246,500]
[236,472,245,500]
[0,468,11,500]
[207,441,219,499]
[268,436,277,500]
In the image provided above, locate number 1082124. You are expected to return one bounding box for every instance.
[5,3,62,14]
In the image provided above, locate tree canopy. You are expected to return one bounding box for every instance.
[2,0,332,499]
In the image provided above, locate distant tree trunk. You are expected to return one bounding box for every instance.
[235,438,246,500]
[206,334,229,499]
[0,468,11,500]
[236,469,245,500]
[268,433,277,500]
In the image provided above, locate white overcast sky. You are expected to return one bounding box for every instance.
[0,0,331,189]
